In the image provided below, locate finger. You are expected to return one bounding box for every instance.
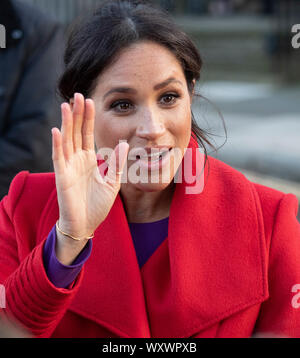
[61,103,74,161]
[51,127,65,174]
[105,142,129,186]
[82,99,95,151]
[72,93,84,151]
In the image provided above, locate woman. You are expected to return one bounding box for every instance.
[1,0,300,338]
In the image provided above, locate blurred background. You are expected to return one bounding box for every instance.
[8,0,300,219]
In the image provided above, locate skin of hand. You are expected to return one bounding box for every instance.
[51,93,129,264]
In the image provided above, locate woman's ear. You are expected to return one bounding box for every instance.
[192,79,196,95]
[189,79,196,101]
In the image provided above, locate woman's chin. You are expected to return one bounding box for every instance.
[131,181,173,193]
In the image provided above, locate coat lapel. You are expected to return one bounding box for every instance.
[140,136,269,337]
[37,135,269,338]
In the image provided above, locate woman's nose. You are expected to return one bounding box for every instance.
[136,108,166,140]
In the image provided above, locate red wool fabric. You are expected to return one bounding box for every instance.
[0,135,300,338]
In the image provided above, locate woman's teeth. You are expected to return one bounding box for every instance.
[138,150,168,160]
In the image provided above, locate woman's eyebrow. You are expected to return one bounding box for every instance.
[103,77,183,100]
[103,87,137,100]
[153,77,183,91]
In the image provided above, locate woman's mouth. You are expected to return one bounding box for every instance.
[136,148,171,161]
[135,148,173,171]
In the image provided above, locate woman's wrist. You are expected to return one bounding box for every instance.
[55,227,90,266]
[57,219,94,241]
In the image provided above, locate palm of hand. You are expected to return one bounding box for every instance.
[52,93,129,239]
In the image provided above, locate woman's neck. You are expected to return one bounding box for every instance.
[120,182,175,223]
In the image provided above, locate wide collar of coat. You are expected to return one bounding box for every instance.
[37,134,269,338]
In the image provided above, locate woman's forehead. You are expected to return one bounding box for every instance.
[95,42,185,91]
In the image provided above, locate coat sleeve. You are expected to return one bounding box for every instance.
[0,173,83,338]
[253,193,300,337]
[0,7,64,199]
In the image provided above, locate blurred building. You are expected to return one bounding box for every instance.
[21,0,300,83]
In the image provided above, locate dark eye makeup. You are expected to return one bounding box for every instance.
[109,92,181,113]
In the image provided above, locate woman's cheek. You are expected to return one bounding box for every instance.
[94,117,106,148]
[170,108,191,136]
[96,116,132,149]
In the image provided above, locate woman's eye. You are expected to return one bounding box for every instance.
[110,101,133,112]
[160,93,180,105]
[110,93,180,112]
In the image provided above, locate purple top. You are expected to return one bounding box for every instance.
[43,217,169,288]
[128,217,169,268]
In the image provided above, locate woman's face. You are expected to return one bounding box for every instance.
[91,40,193,192]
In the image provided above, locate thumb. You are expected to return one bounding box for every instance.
[105,142,129,186]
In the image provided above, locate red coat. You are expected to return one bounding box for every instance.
[1,135,300,338]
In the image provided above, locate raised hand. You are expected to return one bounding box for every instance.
[51,93,129,264]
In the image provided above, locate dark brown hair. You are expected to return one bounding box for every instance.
[58,0,223,173]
